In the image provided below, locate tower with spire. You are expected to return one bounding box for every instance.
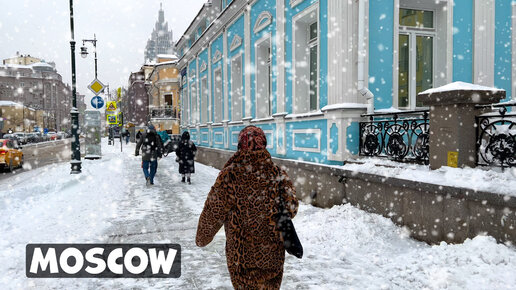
[144,3,175,63]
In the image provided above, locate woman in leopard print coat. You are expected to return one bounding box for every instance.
[196,125,299,289]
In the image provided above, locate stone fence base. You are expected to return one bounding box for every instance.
[195,146,516,245]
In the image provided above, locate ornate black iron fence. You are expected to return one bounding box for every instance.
[150,106,178,119]
[476,103,516,170]
[359,110,430,164]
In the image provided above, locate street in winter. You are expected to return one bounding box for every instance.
[1,0,516,289]
[0,139,515,289]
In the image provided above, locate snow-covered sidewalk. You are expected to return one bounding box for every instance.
[1,139,516,289]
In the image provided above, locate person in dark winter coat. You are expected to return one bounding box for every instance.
[175,131,197,184]
[135,124,164,185]
[136,130,142,143]
[196,125,299,289]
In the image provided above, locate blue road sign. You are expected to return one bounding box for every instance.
[91,96,105,109]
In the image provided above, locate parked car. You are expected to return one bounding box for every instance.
[27,132,42,143]
[35,132,48,142]
[57,132,66,140]
[47,131,58,141]
[13,132,28,145]
[0,139,23,171]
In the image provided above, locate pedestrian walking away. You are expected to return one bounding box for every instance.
[196,125,299,289]
[136,130,142,143]
[175,131,197,184]
[135,124,164,185]
[124,129,130,144]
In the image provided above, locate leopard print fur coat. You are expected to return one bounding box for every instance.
[196,148,299,289]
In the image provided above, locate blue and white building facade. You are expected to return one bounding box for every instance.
[176,0,516,166]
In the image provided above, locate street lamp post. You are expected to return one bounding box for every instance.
[81,34,98,78]
[68,0,82,174]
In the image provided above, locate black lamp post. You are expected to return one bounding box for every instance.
[81,34,98,78]
[68,0,81,174]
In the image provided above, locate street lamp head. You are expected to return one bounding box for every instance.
[80,46,88,58]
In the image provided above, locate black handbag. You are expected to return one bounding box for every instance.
[277,193,303,259]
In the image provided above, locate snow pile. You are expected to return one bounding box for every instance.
[289,204,516,289]
[420,81,504,95]
[341,158,516,197]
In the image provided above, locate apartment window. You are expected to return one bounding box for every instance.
[255,36,272,118]
[398,8,434,109]
[293,6,318,113]
[191,83,198,124]
[201,77,208,123]
[214,68,223,123]
[231,54,243,121]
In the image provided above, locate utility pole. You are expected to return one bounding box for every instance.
[68,0,82,174]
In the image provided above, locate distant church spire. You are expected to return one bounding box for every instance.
[144,4,174,63]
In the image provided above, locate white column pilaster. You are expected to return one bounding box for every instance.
[244,5,252,118]
[223,29,229,122]
[473,0,495,86]
[276,0,286,113]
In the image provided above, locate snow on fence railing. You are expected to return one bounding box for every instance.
[359,110,429,165]
[476,102,516,170]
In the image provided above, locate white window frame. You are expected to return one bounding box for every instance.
[213,67,223,123]
[231,52,244,121]
[200,76,208,124]
[190,82,198,124]
[254,33,273,118]
[393,0,452,109]
[292,3,319,114]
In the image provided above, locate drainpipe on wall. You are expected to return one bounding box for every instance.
[358,0,374,114]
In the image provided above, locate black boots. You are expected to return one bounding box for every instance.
[187,177,191,185]
[181,176,185,183]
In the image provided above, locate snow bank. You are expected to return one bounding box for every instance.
[341,158,516,197]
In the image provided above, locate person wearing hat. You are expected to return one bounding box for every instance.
[135,123,164,185]
[196,125,299,289]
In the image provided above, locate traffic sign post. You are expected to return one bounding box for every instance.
[106,101,117,112]
[90,96,104,109]
[88,78,106,95]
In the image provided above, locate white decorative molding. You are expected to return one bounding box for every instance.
[231,131,240,146]
[230,34,243,51]
[292,129,321,153]
[473,0,495,86]
[254,11,273,34]
[276,0,286,114]
[212,49,222,63]
[201,131,209,143]
[263,130,274,149]
[214,132,224,145]
[200,61,207,73]
[290,0,304,8]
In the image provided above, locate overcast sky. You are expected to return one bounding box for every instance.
[0,0,206,105]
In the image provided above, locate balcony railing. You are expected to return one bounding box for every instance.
[150,106,179,119]
[476,103,516,170]
[359,110,430,164]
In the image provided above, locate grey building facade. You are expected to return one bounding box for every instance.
[125,71,150,127]
[0,61,80,132]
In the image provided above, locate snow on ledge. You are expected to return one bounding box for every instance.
[321,103,368,111]
[340,157,516,197]
[420,81,504,95]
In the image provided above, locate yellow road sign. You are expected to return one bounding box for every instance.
[106,101,117,111]
[88,78,105,95]
[107,114,117,124]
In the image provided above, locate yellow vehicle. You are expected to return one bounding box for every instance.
[0,139,24,171]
